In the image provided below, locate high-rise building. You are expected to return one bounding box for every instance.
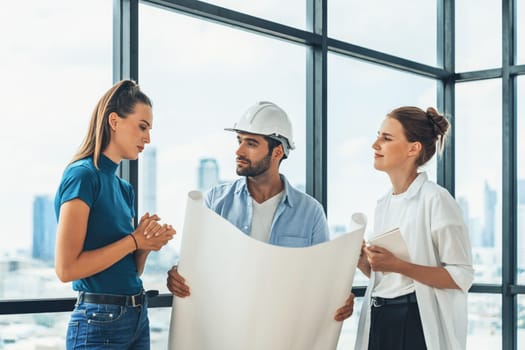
[482,182,497,248]
[141,147,157,214]
[32,195,57,262]
[198,158,220,192]
[457,197,469,226]
[458,196,483,247]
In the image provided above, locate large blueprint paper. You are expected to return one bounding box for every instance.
[168,191,366,350]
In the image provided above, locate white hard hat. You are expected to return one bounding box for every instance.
[225,101,295,156]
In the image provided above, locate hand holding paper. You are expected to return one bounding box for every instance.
[365,228,410,273]
[168,191,367,350]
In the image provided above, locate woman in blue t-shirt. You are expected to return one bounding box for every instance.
[54,79,176,349]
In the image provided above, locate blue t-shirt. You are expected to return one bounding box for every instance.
[54,154,143,295]
[204,175,329,247]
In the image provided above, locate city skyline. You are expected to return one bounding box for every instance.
[25,154,523,305]
[27,156,525,263]
[198,157,220,192]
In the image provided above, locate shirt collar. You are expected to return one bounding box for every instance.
[396,172,427,200]
[98,153,119,174]
[235,174,294,208]
[280,174,293,207]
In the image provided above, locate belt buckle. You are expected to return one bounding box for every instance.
[371,297,383,308]
[130,293,142,307]
[76,291,85,305]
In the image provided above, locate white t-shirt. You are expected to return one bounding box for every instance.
[372,191,415,298]
[250,191,284,242]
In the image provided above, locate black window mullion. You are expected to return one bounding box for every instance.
[502,0,518,349]
[306,0,327,211]
[436,0,455,195]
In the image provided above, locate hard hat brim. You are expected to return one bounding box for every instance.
[223,127,267,138]
[224,128,295,150]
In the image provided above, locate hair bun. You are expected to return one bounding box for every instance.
[426,107,449,137]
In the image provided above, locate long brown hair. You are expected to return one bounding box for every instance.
[70,80,152,168]
[388,106,450,166]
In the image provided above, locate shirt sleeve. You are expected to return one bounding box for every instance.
[431,191,474,293]
[434,225,474,292]
[204,187,214,209]
[311,202,330,245]
[57,165,99,208]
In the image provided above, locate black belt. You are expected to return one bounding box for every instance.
[77,290,159,307]
[371,292,417,308]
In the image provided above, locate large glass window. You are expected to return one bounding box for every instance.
[455,0,501,72]
[519,295,525,347]
[327,54,437,242]
[139,4,306,347]
[467,293,501,349]
[328,0,436,66]
[0,313,69,348]
[518,77,525,284]
[455,79,502,284]
[0,0,112,302]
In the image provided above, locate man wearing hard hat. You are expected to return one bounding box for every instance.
[167,101,354,322]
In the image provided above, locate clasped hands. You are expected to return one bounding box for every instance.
[132,212,176,251]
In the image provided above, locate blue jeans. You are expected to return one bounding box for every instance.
[66,298,149,349]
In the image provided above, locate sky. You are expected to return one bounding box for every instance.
[0,0,523,258]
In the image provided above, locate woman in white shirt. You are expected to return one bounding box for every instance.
[355,106,474,350]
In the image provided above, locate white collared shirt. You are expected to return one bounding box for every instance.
[355,172,474,350]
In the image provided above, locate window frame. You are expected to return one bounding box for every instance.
[2,1,525,349]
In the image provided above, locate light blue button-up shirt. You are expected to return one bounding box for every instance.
[204,175,329,247]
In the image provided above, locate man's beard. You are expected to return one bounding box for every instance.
[236,152,272,177]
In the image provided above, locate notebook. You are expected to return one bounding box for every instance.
[367,228,410,262]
